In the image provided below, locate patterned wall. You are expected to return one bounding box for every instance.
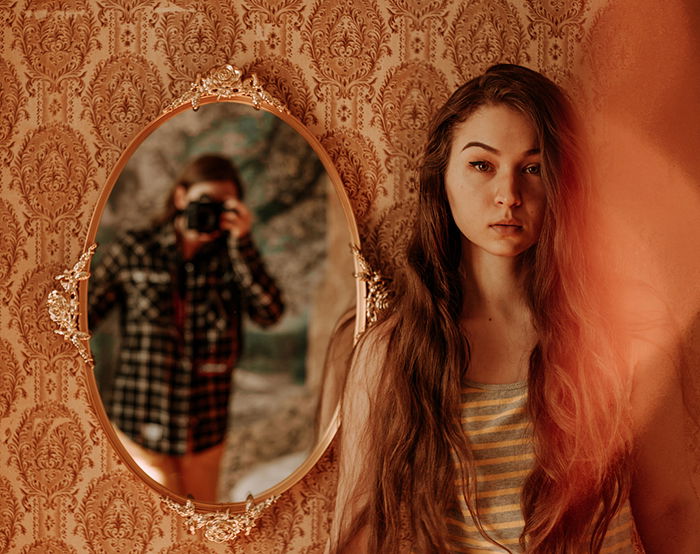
[1,0,698,551]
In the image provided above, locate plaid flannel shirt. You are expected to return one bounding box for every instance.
[89,222,284,455]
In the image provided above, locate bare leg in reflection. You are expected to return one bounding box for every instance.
[178,443,224,502]
[113,426,182,493]
[114,426,223,501]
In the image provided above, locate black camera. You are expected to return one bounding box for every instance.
[184,195,230,234]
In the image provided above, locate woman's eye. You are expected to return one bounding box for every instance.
[469,161,492,172]
[523,164,541,175]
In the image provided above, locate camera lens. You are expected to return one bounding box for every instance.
[185,196,224,233]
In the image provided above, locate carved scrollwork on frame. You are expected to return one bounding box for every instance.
[163,63,288,113]
[46,244,96,365]
[352,246,392,326]
[162,495,278,543]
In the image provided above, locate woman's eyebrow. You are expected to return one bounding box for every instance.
[462,141,499,153]
[461,141,541,156]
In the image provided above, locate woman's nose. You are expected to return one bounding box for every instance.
[494,172,522,207]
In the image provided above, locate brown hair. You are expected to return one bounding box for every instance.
[158,154,244,224]
[343,64,632,552]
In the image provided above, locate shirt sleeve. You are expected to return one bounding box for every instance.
[227,232,285,328]
[88,237,127,330]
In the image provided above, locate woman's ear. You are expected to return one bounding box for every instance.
[173,185,188,210]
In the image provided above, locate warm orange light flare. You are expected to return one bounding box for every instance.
[577,0,700,511]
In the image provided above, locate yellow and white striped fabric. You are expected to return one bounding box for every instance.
[446,380,635,553]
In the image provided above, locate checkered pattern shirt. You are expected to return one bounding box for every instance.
[88,222,284,455]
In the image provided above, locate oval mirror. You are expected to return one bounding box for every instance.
[81,75,363,510]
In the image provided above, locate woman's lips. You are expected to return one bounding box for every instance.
[490,222,523,235]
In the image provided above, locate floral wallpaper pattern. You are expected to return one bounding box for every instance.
[1,0,697,551]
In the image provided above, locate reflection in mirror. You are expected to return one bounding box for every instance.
[88,101,356,504]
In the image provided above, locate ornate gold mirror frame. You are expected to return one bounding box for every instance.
[48,64,366,542]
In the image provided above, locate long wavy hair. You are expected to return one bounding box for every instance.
[344,64,633,552]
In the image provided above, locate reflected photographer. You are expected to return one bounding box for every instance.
[89,154,284,501]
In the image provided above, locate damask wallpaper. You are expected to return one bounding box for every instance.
[1,0,698,551]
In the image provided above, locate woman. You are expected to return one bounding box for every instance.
[331,65,698,552]
[89,154,284,501]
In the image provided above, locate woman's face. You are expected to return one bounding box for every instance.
[444,103,547,259]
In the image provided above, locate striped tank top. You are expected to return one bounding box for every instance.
[446,380,636,553]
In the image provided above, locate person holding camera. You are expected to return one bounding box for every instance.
[89,154,284,501]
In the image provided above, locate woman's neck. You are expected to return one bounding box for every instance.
[460,244,536,384]
[460,244,529,319]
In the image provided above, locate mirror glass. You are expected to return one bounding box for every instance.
[87,99,357,505]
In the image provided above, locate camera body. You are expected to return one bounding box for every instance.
[184,195,232,234]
